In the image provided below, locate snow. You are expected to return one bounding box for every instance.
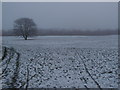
[1,35,118,88]
[2,35,118,48]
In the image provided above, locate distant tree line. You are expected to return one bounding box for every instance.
[2,28,118,36]
[1,17,118,37]
[37,28,118,36]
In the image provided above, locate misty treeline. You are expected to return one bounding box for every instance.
[2,17,119,37]
[2,28,118,36]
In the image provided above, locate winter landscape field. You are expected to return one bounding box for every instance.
[1,35,118,89]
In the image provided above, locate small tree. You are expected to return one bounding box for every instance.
[14,18,37,40]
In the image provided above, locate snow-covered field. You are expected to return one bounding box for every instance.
[1,35,118,89]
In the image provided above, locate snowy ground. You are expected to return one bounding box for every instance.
[1,35,118,89]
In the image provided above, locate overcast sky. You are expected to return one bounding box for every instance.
[2,2,118,30]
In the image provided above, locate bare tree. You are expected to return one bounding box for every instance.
[14,18,37,40]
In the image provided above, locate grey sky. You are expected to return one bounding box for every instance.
[2,2,118,30]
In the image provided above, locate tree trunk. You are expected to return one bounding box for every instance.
[24,36,27,40]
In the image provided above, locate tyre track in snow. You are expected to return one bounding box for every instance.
[75,49,102,90]
[1,46,20,88]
